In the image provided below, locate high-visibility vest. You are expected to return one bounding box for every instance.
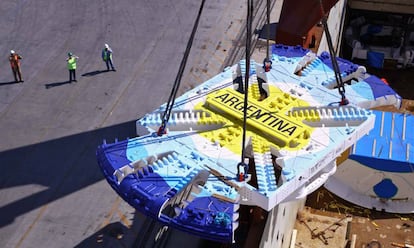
[9,54,21,68]
[102,49,112,61]
[67,57,77,70]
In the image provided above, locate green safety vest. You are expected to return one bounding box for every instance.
[67,57,77,70]
[102,50,112,61]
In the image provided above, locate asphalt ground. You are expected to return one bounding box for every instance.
[0,0,244,247]
[0,0,283,247]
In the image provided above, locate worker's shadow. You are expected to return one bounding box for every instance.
[0,81,21,86]
[81,70,109,77]
[45,81,72,89]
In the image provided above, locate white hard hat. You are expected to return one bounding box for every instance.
[104,44,109,48]
[10,50,15,54]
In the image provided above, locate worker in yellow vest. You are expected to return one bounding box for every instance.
[66,52,79,82]
[102,43,116,71]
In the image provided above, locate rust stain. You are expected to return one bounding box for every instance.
[99,197,121,229]
[15,204,49,248]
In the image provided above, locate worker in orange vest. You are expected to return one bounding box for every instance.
[9,50,24,83]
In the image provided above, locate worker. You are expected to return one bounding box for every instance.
[237,162,249,181]
[403,50,414,68]
[102,43,116,71]
[66,52,79,82]
[258,77,268,101]
[263,58,272,72]
[9,50,24,83]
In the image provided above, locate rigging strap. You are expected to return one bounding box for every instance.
[158,0,206,136]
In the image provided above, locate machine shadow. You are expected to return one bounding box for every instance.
[0,120,138,228]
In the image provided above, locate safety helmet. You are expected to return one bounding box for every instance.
[68,52,73,56]
[10,50,15,54]
[104,44,109,49]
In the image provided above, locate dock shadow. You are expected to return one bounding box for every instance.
[45,81,72,89]
[0,81,21,86]
[82,70,109,77]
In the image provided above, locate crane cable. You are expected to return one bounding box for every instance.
[237,0,254,181]
[266,0,270,59]
[157,0,206,136]
[319,0,349,106]
[263,0,272,72]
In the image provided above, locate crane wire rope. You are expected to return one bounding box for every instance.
[266,0,270,59]
[262,0,273,73]
[319,0,349,105]
[157,0,206,136]
[237,0,254,180]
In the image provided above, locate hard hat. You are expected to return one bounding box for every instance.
[104,44,109,49]
[68,52,73,56]
[10,50,15,54]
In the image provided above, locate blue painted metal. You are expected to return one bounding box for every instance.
[319,51,359,76]
[97,139,236,242]
[271,44,309,58]
[351,110,414,173]
[364,75,401,103]
[373,178,398,199]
